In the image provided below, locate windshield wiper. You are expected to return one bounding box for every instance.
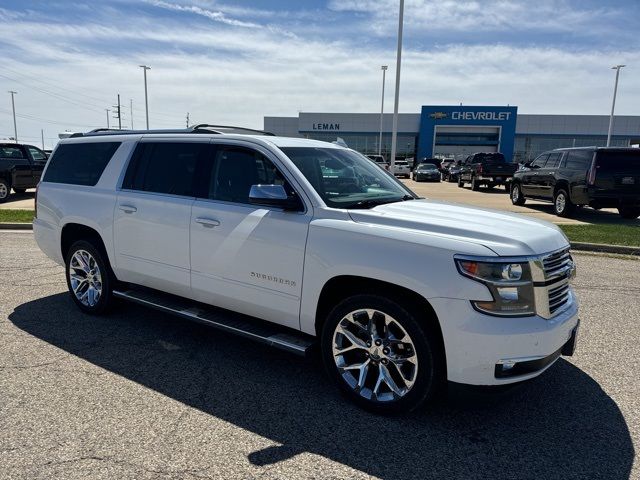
[348,195,415,209]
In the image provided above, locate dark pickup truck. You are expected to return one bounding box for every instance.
[457,152,518,191]
[0,143,48,202]
[511,147,640,218]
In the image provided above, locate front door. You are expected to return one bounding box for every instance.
[190,142,311,330]
[538,152,563,199]
[521,154,548,196]
[113,140,209,297]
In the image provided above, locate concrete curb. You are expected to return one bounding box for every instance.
[0,223,33,230]
[1,222,638,256]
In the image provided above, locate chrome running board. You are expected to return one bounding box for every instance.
[113,288,315,356]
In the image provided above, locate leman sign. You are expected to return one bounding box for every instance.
[312,123,340,130]
[451,111,512,121]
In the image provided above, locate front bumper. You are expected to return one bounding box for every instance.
[429,292,579,386]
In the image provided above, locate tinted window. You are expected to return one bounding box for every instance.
[545,152,563,168]
[43,142,120,186]
[531,154,549,168]
[28,146,47,161]
[123,142,205,196]
[207,146,288,204]
[564,150,593,171]
[0,146,25,159]
[596,150,640,172]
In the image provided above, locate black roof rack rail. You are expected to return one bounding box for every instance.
[190,124,276,136]
[69,125,276,138]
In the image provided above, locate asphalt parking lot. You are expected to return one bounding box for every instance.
[1,230,638,479]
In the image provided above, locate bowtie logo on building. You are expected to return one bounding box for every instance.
[430,112,448,120]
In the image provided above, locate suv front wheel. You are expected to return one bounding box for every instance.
[321,294,440,413]
[510,183,526,205]
[553,188,574,217]
[65,240,115,314]
[0,179,10,203]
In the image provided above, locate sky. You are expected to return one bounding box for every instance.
[0,0,639,148]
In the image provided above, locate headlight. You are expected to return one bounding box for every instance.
[455,257,536,317]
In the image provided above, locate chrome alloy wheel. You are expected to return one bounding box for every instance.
[555,192,566,213]
[68,250,103,307]
[332,309,418,402]
[0,182,8,199]
[511,184,520,202]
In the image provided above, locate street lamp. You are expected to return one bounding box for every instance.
[606,64,625,147]
[139,65,151,130]
[389,0,404,171]
[378,66,388,156]
[8,91,17,143]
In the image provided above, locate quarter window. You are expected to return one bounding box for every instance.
[565,150,594,171]
[122,142,206,196]
[43,142,120,186]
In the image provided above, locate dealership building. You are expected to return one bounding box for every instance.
[264,105,640,162]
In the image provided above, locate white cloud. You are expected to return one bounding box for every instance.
[0,2,638,147]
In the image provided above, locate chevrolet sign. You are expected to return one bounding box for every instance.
[451,111,512,121]
[430,112,448,119]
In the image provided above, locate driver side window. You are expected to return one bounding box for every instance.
[531,154,549,168]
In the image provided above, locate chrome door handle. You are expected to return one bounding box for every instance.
[119,204,137,213]
[195,217,220,228]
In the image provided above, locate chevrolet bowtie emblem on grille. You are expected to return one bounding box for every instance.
[430,112,448,119]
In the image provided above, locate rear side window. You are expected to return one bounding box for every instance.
[545,152,563,168]
[122,142,207,196]
[564,150,593,171]
[43,142,120,186]
[596,150,640,172]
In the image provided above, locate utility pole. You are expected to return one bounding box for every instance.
[8,91,17,142]
[186,112,190,128]
[389,0,404,171]
[379,66,388,156]
[41,129,45,150]
[139,65,151,130]
[130,99,134,130]
[105,108,110,128]
[607,64,625,147]
[113,94,122,130]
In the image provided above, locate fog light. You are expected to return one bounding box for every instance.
[497,287,518,301]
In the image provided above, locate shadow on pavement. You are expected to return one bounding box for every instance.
[10,293,635,480]
[522,203,640,226]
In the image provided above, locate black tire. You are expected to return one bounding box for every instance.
[553,188,574,217]
[65,240,115,315]
[618,207,640,219]
[321,294,442,414]
[457,177,464,188]
[471,177,480,191]
[12,188,26,194]
[510,182,526,205]
[0,179,10,203]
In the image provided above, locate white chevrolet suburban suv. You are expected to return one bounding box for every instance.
[34,125,579,413]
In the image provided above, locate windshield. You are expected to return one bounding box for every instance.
[281,147,417,209]
[418,163,437,171]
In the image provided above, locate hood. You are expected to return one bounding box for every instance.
[348,199,569,256]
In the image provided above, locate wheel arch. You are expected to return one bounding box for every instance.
[60,223,112,271]
[315,275,446,375]
[553,179,571,198]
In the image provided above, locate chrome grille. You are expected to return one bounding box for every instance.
[533,247,574,318]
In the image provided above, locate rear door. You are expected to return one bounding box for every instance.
[538,152,563,199]
[189,142,312,330]
[114,139,209,298]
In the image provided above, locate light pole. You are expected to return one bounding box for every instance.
[105,108,110,129]
[378,66,388,156]
[606,64,625,147]
[139,65,151,130]
[8,91,17,142]
[389,0,404,171]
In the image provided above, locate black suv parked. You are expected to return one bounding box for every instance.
[511,147,640,219]
[0,143,48,202]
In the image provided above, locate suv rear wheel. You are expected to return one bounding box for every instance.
[0,179,10,203]
[553,188,574,217]
[510,183,526,205]
[321,294,440,413]
[65,240,115,314]
[618,206,640,219]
